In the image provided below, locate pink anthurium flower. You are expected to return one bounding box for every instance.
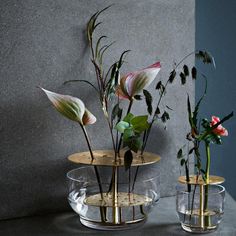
[116,61,161,100]
[41,88,96,126]
[210,116,228,136]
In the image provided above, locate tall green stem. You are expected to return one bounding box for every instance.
[204,142,210,211]
[205,142,210,183]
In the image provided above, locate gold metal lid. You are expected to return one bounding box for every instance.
[178,175,225,185]
[68,149,161,167]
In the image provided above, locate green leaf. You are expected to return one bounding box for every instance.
[208,133,222,145]
[177,149,183,159]
[131,115,149,133]
[187,95,194,128]
[156,81,165,94]
[111,104,122,123]
[183,65,189,76]
[98,41,115,64]
[134,95,142,100]
[124,150,133,171]
[191,66,197,79]
[124,136,142,153]
[123,113,134,123]
[180,159,185,166]
[95,35,107,58]
[154,106,160,115]
[195,50,216,68]
[161,111,170,123]
[123,127,134,141]
[180,72,186,85]
[115,121,130,133]
[87,5,112,42]
[112,50,131,88]
[40,88,96,125]
[169,70,176,83]
[143,89,153,115]
[131,137,142,153]
[188,147,195,155]
[117,50,131,69]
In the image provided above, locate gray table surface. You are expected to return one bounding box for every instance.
[0,193,235,236]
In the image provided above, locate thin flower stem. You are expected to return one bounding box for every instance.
[89,39,117,155]
[117,99,134,155]
[205,142,210,182]
[80,124,104,200]
[142,51,197,154]
[204,142,210,212]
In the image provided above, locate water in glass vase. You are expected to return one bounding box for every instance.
[178,208,223,233]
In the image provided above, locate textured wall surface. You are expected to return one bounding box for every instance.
[196,0,236,200]
[0,0,195,220]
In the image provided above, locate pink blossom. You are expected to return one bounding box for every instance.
[116,61,161,100]
[210,116,228,136]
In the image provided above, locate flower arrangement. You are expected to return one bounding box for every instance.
[38,5,232,230]
[177,67,233,188]
[40,6,177,170]
[176,52,234,233]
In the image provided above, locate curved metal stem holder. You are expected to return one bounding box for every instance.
[177,175,225,233]
[68,150,161,230]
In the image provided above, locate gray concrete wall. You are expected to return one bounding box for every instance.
[196,0,236,200]
[0,0,195,219]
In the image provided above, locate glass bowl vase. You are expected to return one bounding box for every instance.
[176,176,225,233]
[67,165,160,230]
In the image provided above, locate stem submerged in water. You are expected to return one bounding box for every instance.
[80,124,107,222]
[204,142,211,226]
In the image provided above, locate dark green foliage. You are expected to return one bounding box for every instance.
[161,111,170,123]
[188,147,195,155]
[115,113,149,153]
[124,150,133,171]
[169,70,176,83]
[143,89,153,115]
[134,95,142,100]
[183,65,189,76]
[191,66,197,79]
[195,50,216,67]
[187,95,194,129]
[154,106,160,116]
[180,72,186,85]
[177,148,183,159]
[87,5,112,42]
[180,159,185,166]
[111,104,122,124]
[156,81,165,95]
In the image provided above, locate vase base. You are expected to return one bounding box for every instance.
[80,217,146,230]
[181,223,218,234]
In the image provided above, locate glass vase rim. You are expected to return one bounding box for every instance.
[66,166,160,184]
[176,183,225,195]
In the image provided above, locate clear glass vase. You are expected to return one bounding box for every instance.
[176,183,225,233]
[67,165,160,230]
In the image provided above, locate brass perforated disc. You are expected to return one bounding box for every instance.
[68,149,160,167]
[84,192,152,207]
[178,175,225,185]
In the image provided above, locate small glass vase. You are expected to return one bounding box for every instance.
[176,180,225,233]
[67,165,160,230]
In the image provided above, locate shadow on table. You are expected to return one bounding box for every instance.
[0,212,187,236]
